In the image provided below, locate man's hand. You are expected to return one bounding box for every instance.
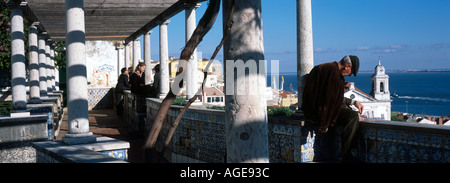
[354,101,364,114]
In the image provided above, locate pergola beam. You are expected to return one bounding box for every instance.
[124,0,206,45]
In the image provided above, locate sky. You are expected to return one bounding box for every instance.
[141,0,450,73]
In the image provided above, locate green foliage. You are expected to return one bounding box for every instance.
[0,101,11,116]
[391,112,405,122]
[0,2,11,70]
[267,106,293,116]
[172,96,186,106]
[53,41,66,70]
[0,3,66,71]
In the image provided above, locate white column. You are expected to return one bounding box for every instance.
[9,2,27,110]
[55,68,60,91]
[185,4,200,100]
[124,43,130,70]
[144,31,153,85]
[159,20,170,98]
[297,0,314,109]
[45,41,52,93]
[116,46,124,78]
[223,0,269,163]
[28,22,41,104]
[38,34,47,97]
[62,0,96,145]
[50,47,56,91]
[133,38,141,69]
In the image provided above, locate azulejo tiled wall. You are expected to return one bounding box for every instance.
[146,98,227,163]
[87,87,113,110]
[357,121,450,163]
[99,149,128,161]
[143,98,450,163]
[145,98,315,163]
[28,105,54,140]
[268,122,303,162]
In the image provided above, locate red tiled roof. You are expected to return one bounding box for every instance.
[203,87,224,96]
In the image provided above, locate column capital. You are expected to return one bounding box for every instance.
[146,31,153,35]
[158,20,171,26]
[30,22,40,28]
[40,31,48,37]
[32,22,47,33]
[6,1,27,8]
[183,3,201,10]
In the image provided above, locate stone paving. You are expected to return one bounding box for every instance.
[56,108,146,163]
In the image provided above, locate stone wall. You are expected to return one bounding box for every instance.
[0,90,64,163]
[146,98,227,163]
[86,40,121,88]
[145,98,314,163]
[32,137,129,163]
[143,96,450,163]
[0,114,48,163]
[356,121,450,163]
[123,90,146,134]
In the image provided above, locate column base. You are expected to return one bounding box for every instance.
[40,92,49,99]
[62,132,97,145]
[28,98,42,104]
[10,109,31,117]
[159,94,167,99]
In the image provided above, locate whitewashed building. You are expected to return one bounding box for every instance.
[344,60,391,120]
[202,86,225,106]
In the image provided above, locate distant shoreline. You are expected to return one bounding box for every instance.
[392,111,449,118]
[363,69,450,73]
[269,69,450,75]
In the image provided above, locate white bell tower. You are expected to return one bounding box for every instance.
[370,57,391,101]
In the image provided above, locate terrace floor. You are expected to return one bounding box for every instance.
[55,108,155,163]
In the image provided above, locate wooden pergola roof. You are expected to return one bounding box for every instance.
[21,0,205,43]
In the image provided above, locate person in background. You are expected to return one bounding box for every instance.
[129,62,146,95]
[115,67,130,115]
[152,64,161,97]
[144,64,159,98]
[127,67,133,75]
[129,62,146,113]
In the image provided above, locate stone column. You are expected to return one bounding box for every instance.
[124,43,130,70]
[116,46,124,79]
[50,47,56,91]
[45,41,53,93]
[9,2,27,110]
[223,0,269,163]
[159,20,170,98]
[28,22,41,104]
[185,4,200,100]
[133,38,141,69]
[144,31,153,85]
[62,0,96,145]
[38,34,47,97]
[55,68,60,91]
[297,0,314,109]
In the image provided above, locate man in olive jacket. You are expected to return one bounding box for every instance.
[302,55,364,161]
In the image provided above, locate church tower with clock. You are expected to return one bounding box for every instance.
[344,57,391,120]
[370,58,391,102]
